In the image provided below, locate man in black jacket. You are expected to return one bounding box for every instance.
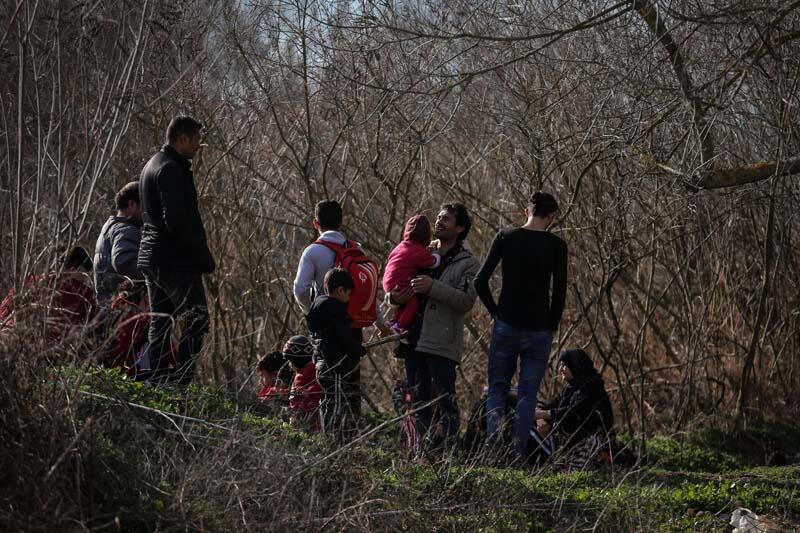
[137,116,215,385]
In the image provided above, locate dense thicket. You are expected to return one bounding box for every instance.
[2,0,799,432]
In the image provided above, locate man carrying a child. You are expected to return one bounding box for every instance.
[390,203,480,456]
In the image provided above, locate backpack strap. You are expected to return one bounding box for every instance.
[313,238,355,252]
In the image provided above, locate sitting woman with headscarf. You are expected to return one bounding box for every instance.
[531,348,614,470]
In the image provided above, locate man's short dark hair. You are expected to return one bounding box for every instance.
[440,202,471,242]
[166,115,202,145]
[324,268,354,294]
[315,200,343,230]
[115,181,139,211]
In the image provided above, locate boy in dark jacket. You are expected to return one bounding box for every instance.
[93,181,143,306]
[306,268,366,435]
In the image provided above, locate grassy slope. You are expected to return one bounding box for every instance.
[57,368,800,532]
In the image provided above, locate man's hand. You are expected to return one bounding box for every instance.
[392,286,414,305]
[410,275,433,295]
[535,408,551,420]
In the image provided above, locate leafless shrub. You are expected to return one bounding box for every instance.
[1,0,799,446]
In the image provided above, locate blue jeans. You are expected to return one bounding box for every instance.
[486,319,552,457]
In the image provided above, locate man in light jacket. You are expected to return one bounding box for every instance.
[392,202,480,455]
[93,181,143,306]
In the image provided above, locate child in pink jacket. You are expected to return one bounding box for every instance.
[383,214,441,335]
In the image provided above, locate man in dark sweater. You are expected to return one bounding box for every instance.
[306,268,367,436]
[474,191,568,461]
[137,116,215,385]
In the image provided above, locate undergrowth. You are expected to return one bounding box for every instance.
[2,357,799,532]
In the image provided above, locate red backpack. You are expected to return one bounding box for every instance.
[314,239,379,328]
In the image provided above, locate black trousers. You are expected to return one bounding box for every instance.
[315,328,362,436]
[145,271,209,385]
[405,351,460,447]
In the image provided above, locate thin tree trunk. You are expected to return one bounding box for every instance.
[735,178,777,430]
[13,12,26,287]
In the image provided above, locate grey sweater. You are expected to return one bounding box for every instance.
[293,230,385,326]
[415,244,480,363]
[93,216,142,305]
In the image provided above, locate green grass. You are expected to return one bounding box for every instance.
[49,367,800,531]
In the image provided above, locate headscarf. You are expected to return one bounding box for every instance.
[559,348,599,383]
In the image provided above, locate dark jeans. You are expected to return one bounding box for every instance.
[315,328,362,436]
[145,271,209,385]
[405,351,459,448]
[486,319,552,457]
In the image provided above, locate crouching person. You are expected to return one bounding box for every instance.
[256,351,293,404]
[532,349,614,470]
[306,268,366,437]
[93,181,143,307]
[282,335,322,426]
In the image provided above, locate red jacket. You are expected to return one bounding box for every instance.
[383,214,440,293]
[289,362,322,420]
[258,370,291,402]
[258,383,291,402]
[0,271,96,335]
[107,289,177,376]
[383,241,439,293]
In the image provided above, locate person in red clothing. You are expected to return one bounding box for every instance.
[256,351,292,403]
[382,215,441,337]
[103,280,178,379]
[282,335,322,425]
[0,247,96,347]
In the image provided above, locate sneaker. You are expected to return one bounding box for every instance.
[390,323,410,344]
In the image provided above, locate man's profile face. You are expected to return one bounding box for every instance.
[176,131,203,159]
[434,209,463,241]
[185,131,202,159]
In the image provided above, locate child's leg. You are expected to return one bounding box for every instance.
[315,356,342,434]
[395,295,421,330]
[339,352,361,436]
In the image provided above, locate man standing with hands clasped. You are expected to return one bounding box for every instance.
[475,192,567,463]
[138,116,215,386]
